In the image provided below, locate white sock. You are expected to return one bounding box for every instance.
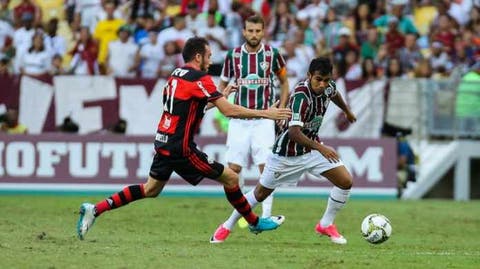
[223,189,259,230]
[261,192,274,218]
[320,186,350,227]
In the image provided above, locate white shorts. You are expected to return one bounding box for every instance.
[225,118,275,167]
[259,151,345,189]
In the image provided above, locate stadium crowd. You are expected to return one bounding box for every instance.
[0,0,478,82]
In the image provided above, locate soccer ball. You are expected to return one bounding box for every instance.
[361,214,392,244]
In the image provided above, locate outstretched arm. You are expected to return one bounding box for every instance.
[331,92,356,123]
[205,83,237,110]
[212,97,291,120]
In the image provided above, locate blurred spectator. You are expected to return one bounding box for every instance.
[351,3,373,44]
[374,2,418,35]
[413,0,437,36]
[136,29,163,78]
[0,0,13,25]
[374,43,388,76]
[201,0,225,26]
[321,8,343,49]
[129,0,155,22]
[385,57,404,78]
[399,33,422,73]
[157,40,183,78]
[332,27,359,64]
[0,18,14,60]
[0,57,11,76]
[301,0,328,29]
[446,0,473,26]
[133,15,158,45]
[314,37,331,58]
[44,18,66,57]
[13,13,35,72]
[18,32,51,76]
[330,0,357,17]
[35,0,65,24]
[267,0,295,44]
[282,39,305,82]
[155,1,174,31]
[430,14,457,55]
[106,25,138,77]
[455,62,480,126]
[197,10,226,75]
[73,0,102,32]
[202,0,231,15]
[93,0,126,72]
[361,57,378,81]
[224,1,243,49]
[429,41,452,74]
[430,1,457,30]
[0,108,27,134]
[360,27,380,59]
[385,17,405,57]
[413,58,433,78]
[340,49,362,80]
[292,29,315,65]
[69,27,99,75]
[13,0,41,27]
[157,14,193,50]
[185,2,207,35]
[50,54,65,75]
[294,10,319,48]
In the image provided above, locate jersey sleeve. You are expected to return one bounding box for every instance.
[220,50,233,82]
[289,92,309,127]
[272,47,287,76]
[195,75,222,102]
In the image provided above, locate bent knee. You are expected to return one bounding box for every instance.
[338,175,353,190]
[221,168,239,188]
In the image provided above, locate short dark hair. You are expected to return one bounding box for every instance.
[308,57,332,76]
[244,14,264,29]
[182,37,209,62]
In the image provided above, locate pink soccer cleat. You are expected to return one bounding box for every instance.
[315,223,347,244]
[209,224,231,243]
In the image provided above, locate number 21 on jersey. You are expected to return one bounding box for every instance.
[163,78,178,113]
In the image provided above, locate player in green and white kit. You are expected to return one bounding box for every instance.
[218,15,290,223]
[211,57,357,244]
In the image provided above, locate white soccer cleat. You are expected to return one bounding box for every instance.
[77,203,96,240]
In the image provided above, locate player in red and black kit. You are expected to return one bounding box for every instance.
[77,37,291,241]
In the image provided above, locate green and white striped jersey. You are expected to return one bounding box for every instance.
[273,79,337,157]
[220,43,286,110]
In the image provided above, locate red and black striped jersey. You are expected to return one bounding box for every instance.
[155,66,222,157]
[272,80,337,157]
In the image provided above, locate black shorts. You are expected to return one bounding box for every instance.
[149,148,224,186]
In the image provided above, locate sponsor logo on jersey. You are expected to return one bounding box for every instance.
[237,73,269,90]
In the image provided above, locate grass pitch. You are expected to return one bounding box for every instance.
[0,195,479,269]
